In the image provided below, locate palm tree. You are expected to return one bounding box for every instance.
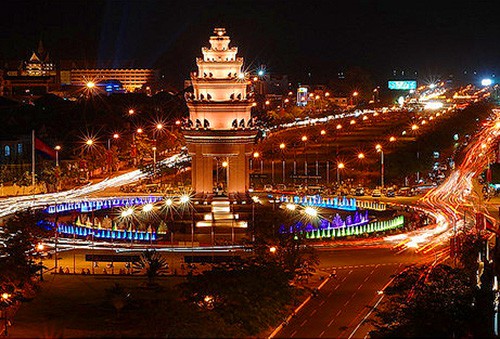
[132,250,169,286]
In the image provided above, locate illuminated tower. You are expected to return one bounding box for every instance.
[183,28,257,194]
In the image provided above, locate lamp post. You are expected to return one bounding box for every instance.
[280,143,286,184]
[54,145,61,167]
[1,292,11,336]
[302,135,308,184]
[376,144,384,188]
[36,243,44,281]
[337,162,344,185]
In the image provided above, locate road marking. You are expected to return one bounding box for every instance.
[351,292,357,299]
[319,300,325,306]
[364,276,370,282]
[357,284,363,290]
[344,300,350,306]
[291,330,297,337]
[319,330,326,337]
[300,319,308,327]
[310,309,317,316]
[336,310,342,317]
[342,276,347,282]
[328,291,333,297]
[335,285,340,290]
[328,318,335,327]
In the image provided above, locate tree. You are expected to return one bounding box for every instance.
[181,260,295,336]
[132,249,169,286]
[370,264,475,338]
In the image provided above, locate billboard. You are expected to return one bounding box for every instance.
[388,80,417,90]
[297,87,308,106]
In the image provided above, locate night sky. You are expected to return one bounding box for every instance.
[1,0,499,88]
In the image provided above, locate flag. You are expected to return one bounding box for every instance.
[35,137,56,158]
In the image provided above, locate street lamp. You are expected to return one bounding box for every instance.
[128,108,135,115]
[36,243,44,281]
[280,143,286,184]
[357,153,365,160]
[54,145,61,167]
[337,162,345,185]
[1,292,11,336]
[376,144,384,188]
[301,136,308,183]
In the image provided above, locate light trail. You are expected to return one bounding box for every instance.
[0,152,189,218]
[385,108,500,251]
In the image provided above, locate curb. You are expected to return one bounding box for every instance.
[268,275,331,338]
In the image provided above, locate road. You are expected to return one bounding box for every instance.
[274,246,436,339]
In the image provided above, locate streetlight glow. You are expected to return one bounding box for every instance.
[86,81,95,89]
[253,151,260,158]
[156,123,163,130]
[222,161,228,168]
[337,162,345,169]
[113,133,120,139]
[285,203,296,211]
[165,198,173,206]
[180,195,190,204]
[389,136,396,142]
[301,135,308,142]
[85,139,94,146]
[269,246,277,254]
[36,243,44,251]
[358,153,365,159]
[54,145,61,151]
[142,203,154,212]
[320,129,326,135]
[279,143,286,150]
[304,206,318,217]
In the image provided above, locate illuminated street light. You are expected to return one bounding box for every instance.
[411,124,419,131]
[389,136,396,142]
[86,81,95,89]
[128,109,135,115]
[337,162,344,184]
[222,161,228,168]
[376,145,384,188]
[54,145,61,167]
[265,100,270,105]
[279,143,286,150]
[358,153,365,159]
[253,151,260,158]
[137,128,143,134]
[156,123,163,130]
[362,115,368,121]
[142,203,154,213]
[85,139,94,146]
[304,206,318,218]
[325,92,330,97]
[165,198,173,206]
[269,246,277,254]
[180,195,190,204]
[285,203,296,211]
[320,129,326,136]
[113,133,119,139]
[301,135,308,142]
[350,119,356,125]
[336,124,342,130]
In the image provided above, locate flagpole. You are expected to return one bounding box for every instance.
[32,130,35,186]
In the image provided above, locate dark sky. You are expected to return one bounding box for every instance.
[1,0,499,88]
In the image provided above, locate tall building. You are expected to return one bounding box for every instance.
[183,28,258,194]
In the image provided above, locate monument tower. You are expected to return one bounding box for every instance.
[183,28,258,194]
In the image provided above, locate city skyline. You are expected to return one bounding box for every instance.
[1,1,499,88]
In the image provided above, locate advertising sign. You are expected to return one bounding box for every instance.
[388,80,417,90]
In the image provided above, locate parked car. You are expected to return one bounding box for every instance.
[355,187,365,196]
[386,188,395,197]
[264,184,273,192]
[372,189,381,197]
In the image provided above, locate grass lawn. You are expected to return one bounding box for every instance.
[9,273,186,338]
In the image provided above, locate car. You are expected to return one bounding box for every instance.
[264,184,273,192]
[386,189,395,197]
[372,189,381,197]
[355,187,365,196]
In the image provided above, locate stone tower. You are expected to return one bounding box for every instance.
[183,28,258,194]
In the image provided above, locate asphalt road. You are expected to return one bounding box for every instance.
[275,246,434,339]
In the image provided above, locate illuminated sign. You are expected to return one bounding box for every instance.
[388,80,417,90]
[297,87,308,106]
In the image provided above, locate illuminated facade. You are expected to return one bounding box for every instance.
[183,28,257,194]
[69,68,155,92]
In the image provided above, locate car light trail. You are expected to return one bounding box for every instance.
[386,109,500,251]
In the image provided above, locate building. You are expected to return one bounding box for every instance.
[182,28,258,194]
[67,68,155,92]
[2,41,59,98]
